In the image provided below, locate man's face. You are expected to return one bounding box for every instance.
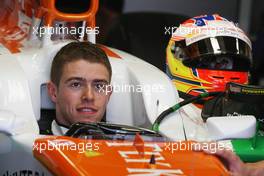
[48,59,112,126]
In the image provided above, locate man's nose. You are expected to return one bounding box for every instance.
[81,86,95,102]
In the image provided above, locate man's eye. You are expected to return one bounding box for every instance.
[70,82,81,88]
[94,83,106,90]
[93,82,109,93]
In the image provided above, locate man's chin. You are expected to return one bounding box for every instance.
[76,117,99,124]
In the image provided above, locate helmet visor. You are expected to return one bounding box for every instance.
[176,36,252,71]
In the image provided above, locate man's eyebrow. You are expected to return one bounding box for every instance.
[65,77,85,83]
[93,79,110,84]
[64,77,109,84]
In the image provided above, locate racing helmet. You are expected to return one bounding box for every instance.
[166,14,252,99]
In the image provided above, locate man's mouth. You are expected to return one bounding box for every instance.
[77,107,97,114]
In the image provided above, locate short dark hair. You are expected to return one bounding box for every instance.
[50,42,112,86]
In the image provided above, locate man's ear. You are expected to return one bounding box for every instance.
[47,81,58,103]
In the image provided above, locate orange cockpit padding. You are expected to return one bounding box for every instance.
[35,0,98,28]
